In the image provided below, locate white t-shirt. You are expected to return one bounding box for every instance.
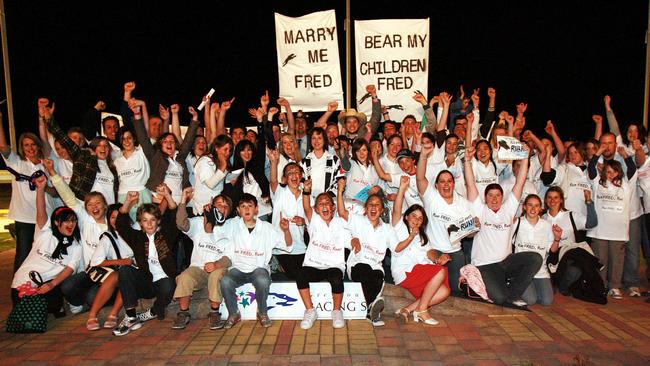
[185,217,226,268]
[2,152,55,223]
[637,159,650,214]
[164,154,184,204]
[271,185,307,255]
[389,220,435,285]
[91,159,115,205]
[192,156,226,214]
[49,152,73,184]
[89,232,134,267]
[472,158,498,201]
[471,194,519,266]
[71,201,108,272]
[12,222,82,288]
[512,217,554,278]
[344,160,380,202]
[186,154,199,187]
[542,210,587,246]
[303,215,351,274]
[588,176,635,241]
[500,175,539,217]
[552,163,591,217]
[421,186,472,253]
[301,151,328,197]
[389,172,422,210]
[221,217,292,274]
[242,172,272,218]
[147,232,168,282]
[428,157,466,198]
[114,146,150,195]
[345,213,393,278]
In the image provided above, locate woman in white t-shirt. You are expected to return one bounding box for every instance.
[192,134,233,214]
[269,152,307,280]
[85,204,135,331]
[298,180,352,330]
[113,127,151,219]
[390,175,451,326]
[471,140,499,200]
[11,176,82,317]
[186,135,208,187]
[512,194,562,306]
[276,133,302,181]
[341,138,381,214]
[337,178,394,327]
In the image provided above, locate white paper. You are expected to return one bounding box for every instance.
[447,213,480,243]
[225,168,245,183]
[497,136,528,161]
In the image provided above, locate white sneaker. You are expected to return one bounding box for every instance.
[300,308,318,330]
[628,287,641,297]
[137,308,157,322]
[369,298,384,322]
[511,299,527,307]
[371,315,385,327]
[608,288,623,299]
[331,310,345,329]
[68,304,84,315]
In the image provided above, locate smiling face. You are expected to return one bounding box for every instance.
[121,130,135,152]
[398,157,414,173]
[523,196,542,219]
[54,140,70,160]
[240,145,253,163]
[403,117,417,136]
[160,134,176,156]
[103,118,119,141]
[212,196,232,218]
[20,136,40,161]
[55,217,77,237]
[94,139,110,160]
[387,137,403,158]
[281,135,296,157]
[476,142,491,164]
[567,145,584,165]
[435,171,455,199]
[245,130,257,144]
[85,195,107,222]
[627,125,639,142]
[148,117,163,140]
[600,134,617,159]
[383,123,396,139]
[405,208,424,231]
[445,136,459,155]
[193,136,207,157]
[605,165,619,182]
[364,195,384,223]
[310,131,325,151]
[140,212,159,235]
[485,187,504,212]
[231,127,245,146]
[355,144,369,164]
[283,164,303,189]
[314,194,335,222]
[345,116,360,135]
[544,190,563,213]
[326,125,339,145]
[216,143,232,160]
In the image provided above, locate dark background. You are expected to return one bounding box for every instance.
[0,1,648,144]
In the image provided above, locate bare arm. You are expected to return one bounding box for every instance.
[593,115,603,141]
[603,95,621,136]
[216,97,235,137]
[371,148,391,182]
[391,175,411,226]
[35,176,48,230]
[0,111,9,155]
[277,98,294,135]
[302,179,313,222]
[463,146,479,203]
[511,146,531,201]
[268,149,280,194]
[176,188,193,232]
[314,101,338,129]
[545,120,566,163]
[170,104,182,142]
[435,92,451,132]
[336,178,349,221]
[416,143,433,195]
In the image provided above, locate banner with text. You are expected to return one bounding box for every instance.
[275,10,344,112]
[355,18,430,122]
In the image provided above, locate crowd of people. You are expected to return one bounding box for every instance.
[2,81,648,336]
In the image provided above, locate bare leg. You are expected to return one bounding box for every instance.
[416,270,447,311]
[178,296,191,311]
[108,292,123,317]
[332,293,343,311]
[88,272,118,320]
[209,301,220,309]
[299,289,313,309]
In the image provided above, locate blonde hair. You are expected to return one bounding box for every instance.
[278,132,302,161]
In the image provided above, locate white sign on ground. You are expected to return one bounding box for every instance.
[355,18,430,122]
[219,282,367,319]
[275,10,344,112]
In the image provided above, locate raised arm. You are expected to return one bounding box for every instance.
[159,104,170,135]
[603,95,621,136]
[336,177,349,221]
[170,104,182,142]
[0,110,10,156]
[130,101,155,159]
[277,97,294,135]
[361,85,382,137]
[34,176,48,230]
[216,97,235,137]
[302,179,313,222]
[43,159,77,208]
[463,145,479,202]
[511,145,531,201]
[314,101,338,129]
[592,115,603,140]
[522,130,547,165]
[416,143,433,195]
[177,107,200,161]
[176,188,193,232]
[633,139,646,167]
[370,146,391,182]
[544,120,566,163]
[414,91,436,133]
[617,146,637,180]
[391,175,411,226]
[435,92,451,132]
[268,149,280,193]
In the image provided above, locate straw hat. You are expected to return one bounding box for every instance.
[337,108,367,125]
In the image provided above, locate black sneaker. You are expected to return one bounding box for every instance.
[208,311,224,330]
[171,311,191,330]
[113,316,142,336]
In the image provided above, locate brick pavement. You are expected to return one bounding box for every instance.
[0,248,649,365]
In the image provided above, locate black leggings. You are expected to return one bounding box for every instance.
[296,267,344,294]
[276,254,305,280]
[350,263,384,306]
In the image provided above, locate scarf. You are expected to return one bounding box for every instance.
[6,166,46,191]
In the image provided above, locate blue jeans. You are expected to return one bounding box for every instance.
[220,267,271,317]
[60,272,99,306]
[522,278,554,306]
[444,249,467,295]
[622,216,642,288]
[13,222,35,273]
[117,266,175,320]
[477,252,543,305]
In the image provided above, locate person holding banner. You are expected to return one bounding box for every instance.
[464,141,543,307]
[416,142,474,295]
[336,177,393,327]
[390,176,450,325]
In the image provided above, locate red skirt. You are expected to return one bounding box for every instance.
[400,264,449,298]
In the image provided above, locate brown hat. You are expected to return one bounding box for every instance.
[337,108,367,125]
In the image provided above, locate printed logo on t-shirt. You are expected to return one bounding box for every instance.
[119,167,143,178]
[235,248,266,257]
[483,221,511,231]
[96,175,114,184]
[597,192,624,213]
[197,241,223,254]
[36,248,65,266]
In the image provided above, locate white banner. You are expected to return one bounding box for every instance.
[355,19,430,122]
[220,282,367,320]
[275,10,344,112]
[497,136,528,160]
[447,213,479,243]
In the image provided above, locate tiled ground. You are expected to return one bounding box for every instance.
[1,250,649,365]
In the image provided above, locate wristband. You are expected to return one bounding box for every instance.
[302,191,311,196]
[422,104,431,110]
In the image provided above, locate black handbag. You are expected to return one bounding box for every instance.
[6,271,48,333]
[85,232,122,283]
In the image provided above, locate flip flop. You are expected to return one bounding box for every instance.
[103,315,118,329]
[86,317,100,331]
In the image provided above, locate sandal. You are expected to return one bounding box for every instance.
[394,307,410,324]
[104,315,118,329]
[86,317,100,331]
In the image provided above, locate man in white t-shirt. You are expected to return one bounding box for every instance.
[464,144,542,306]
[219,194,293,329]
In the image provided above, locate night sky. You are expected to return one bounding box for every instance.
[1,1,648,144]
